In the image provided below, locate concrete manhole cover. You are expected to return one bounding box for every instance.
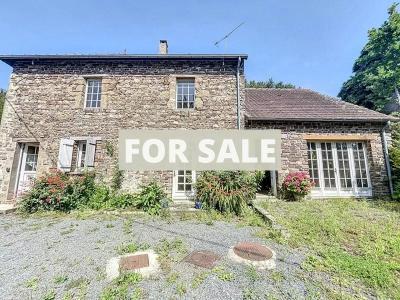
[228,242,276,270]
[120,254,150,270]
[106,250,160,281]
[184,250,220,269]
[233,242,273,261]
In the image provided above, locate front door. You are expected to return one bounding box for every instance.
[16,144,39,196]
[172,170,196,200]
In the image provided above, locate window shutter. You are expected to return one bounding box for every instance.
[57,139,74,172]
[85,138,96,169]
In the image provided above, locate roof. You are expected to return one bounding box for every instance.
[0,54,248,67]
[245,88,396,122]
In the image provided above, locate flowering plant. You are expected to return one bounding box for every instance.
[20,172,96,212]
[281,171,313,201]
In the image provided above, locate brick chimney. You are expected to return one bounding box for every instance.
[159,40,168,55]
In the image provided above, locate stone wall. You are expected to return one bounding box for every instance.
[246,120,390,197]
[0,59,245,203]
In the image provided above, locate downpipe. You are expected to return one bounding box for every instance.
[236,56,241,129]
[382,121,394,197]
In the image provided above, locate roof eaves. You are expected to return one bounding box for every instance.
[0,54,248,66]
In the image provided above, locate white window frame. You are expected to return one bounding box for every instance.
[84,79,102,109]
[176,78,195,109]
[308,141,372,198]
[172,170,196,200]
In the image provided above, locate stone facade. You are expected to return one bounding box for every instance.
[0,58,245,203]
[0,56,392,203]
[246,120,390,197]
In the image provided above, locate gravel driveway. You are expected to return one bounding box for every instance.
[0,212,318,300]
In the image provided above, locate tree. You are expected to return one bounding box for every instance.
[0,89,5,123]
[245,78,296,89]
[338,3,400,111]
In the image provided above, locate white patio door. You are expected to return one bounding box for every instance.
[308,141,371,197]
[172,170,196,200]
[17,144,39,196]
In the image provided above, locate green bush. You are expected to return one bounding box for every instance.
[20,174,169,214]
[195,171,258,215]
[20,172,96,213]
[134,181,168,215]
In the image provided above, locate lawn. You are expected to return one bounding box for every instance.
[259,198,400,299]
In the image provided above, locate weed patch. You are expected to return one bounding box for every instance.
[261,199,400,298]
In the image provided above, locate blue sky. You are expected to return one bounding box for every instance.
[0,0,394,96]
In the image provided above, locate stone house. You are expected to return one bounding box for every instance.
[0,41,395,204]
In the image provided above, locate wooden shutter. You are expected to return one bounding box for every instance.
[85,138,96,169]
[57,139,74,172]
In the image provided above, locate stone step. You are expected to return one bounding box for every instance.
[0,204,17,214]
[256,194,276,200]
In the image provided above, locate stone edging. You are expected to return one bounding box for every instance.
[251,199,291,238]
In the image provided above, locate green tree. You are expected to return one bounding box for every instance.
[338,3,400,111]
[245,78,296,89]
[0,89,5,123]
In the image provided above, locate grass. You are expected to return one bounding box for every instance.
[191,271,209,288]
[260,198,400,299]
[155,238,188,272]
[212,266,235,282]
[25,277,39,290]
[100,273,142,300]
[116,241,150,255]
[54,275,68,284]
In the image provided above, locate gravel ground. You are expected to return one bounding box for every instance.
[0,212,322,300]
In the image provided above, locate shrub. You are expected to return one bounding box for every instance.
[281,171,313,201]
[195,171,258,215]
[20,173,167,214]
[20,172,96,212]
[134,181,168,215]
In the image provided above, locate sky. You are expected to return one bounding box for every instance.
[0,0,395,96]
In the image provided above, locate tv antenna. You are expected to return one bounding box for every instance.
[214,22,245,47]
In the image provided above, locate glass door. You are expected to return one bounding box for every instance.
[17,144,39,196]
[307,141,371,197]
[172,170,196,200]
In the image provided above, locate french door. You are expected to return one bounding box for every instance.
[307,141,371,197]
[172,170,196,200]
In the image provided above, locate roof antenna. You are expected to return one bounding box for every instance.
[214,22,245,47]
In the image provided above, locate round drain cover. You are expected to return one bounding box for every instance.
[233,242,273,261]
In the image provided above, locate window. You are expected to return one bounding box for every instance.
[76,141,87,169]
[58,138,96,172]
[307,142,319,187]
[85,79,102,108]
[176,79,195,109]
[336,142,352,189]
[24,146,39,172]
[176,170,194,192]
[352,142,369,188]
[306,141,371,197]
[320,142,336,188]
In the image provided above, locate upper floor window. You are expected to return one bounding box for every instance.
[176,79,195,109]
[85,79,102,108]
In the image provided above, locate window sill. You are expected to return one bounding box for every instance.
[174,108,196,112]
[84,108,102,113]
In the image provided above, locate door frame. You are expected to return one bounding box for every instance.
[14,143,39,197]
